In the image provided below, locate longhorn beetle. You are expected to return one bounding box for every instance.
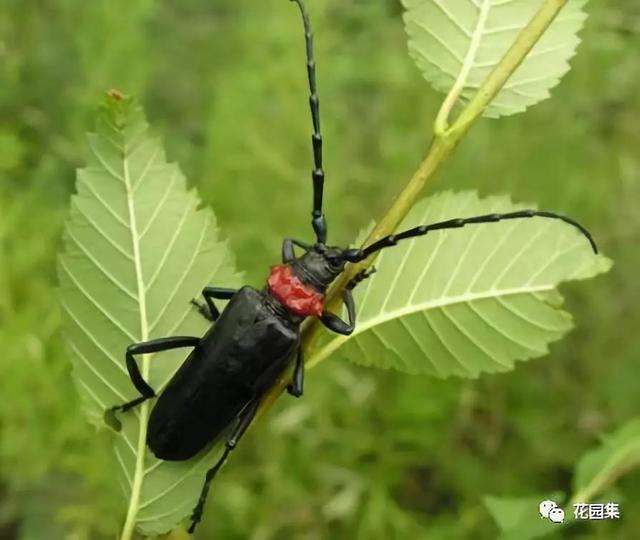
[109,0,598,533]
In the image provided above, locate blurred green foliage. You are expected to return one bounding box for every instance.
[1,0,638,538]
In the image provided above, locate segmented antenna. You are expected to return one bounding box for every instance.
[341,210,598,262]
[291,0,327,244]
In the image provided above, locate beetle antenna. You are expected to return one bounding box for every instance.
[342,210,598,262]
[291,0,327,244]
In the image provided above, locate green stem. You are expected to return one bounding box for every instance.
[258,0,571,415]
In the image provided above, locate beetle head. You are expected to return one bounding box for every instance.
[294,243,346,290]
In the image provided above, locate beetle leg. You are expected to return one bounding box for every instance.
[188,398,261,533]
[282,238,312,262]
[320,289,356,336]
[287,347,304,398]
[345,266,377,291]
[191,286,237,322]
[110,336,200,413]
[319,268,376,336]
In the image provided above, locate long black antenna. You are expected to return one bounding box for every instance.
[291,0,327,244]
[341,210,598,262]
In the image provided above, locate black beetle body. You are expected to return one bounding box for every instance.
[147,286,298,461]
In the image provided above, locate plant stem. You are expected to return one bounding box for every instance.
[258,0,571,413]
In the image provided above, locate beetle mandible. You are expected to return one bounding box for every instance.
[109,0,598,532]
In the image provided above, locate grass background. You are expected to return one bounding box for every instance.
[0,0,639,538]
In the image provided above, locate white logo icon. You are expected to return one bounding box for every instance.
[549,507,565,523]
[539,500,557,519]
[539,500,564,523]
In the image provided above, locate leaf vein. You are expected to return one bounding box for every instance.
[73,202,134,260]
[468,300,541,356]
[81,180,130,228]
[145,193,198,291]
[116,446,134,488]
[149,214,213,333]
[441,304,502,366]
[139,169,178,239]
[138,449,212,510]
[89,139,125,183]
[432,0,472,37]
[59,259,138,341]
[422,309,471,373]
[411,20,464,64]
[65,335,128,398]
[66,230,138,300]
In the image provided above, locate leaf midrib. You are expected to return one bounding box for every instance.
[120,134,151,540]
[449,0,492,104]
[308,283,554,368]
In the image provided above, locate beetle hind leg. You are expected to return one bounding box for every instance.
[188,398,260,533]
[109,336,200,414]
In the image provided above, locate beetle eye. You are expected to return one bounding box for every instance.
[327,256,342,268]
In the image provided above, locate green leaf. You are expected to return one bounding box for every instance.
[57,94,242,536]
[309,191,610,377]
[402,0,588,118]
[484,492,566,540]
[572,418,640,503]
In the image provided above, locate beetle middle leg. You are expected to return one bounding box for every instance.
[319,267,376,336]
[191,286,237,322]
[188,398,261,533]
[287,347,304,398]
[110,336,200,413]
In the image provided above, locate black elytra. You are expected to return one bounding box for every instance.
[108,0,598,533]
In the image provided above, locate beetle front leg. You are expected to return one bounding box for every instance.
[287,347,304,398]
[191,286,238,322]
[282,238,312,263]
[110,336,200,413]
[319,267,376,336]
[320,289,356,336]
[188,398,261,533]
[345,267,377,291]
